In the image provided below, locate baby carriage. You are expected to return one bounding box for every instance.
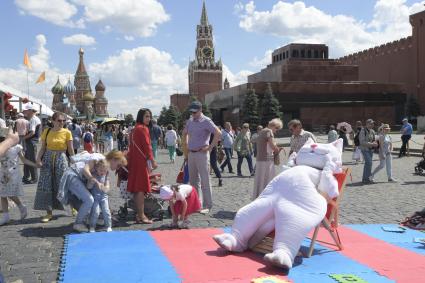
[414,158,425,175]
[118,172,169,221]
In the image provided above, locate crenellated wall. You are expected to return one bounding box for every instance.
[338,9,425,115]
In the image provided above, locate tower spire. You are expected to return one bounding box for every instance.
[200,0,209,25]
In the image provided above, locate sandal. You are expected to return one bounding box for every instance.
[135,215,153,224]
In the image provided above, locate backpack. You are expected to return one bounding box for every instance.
[353,131,360,146]
[83,132,92,143]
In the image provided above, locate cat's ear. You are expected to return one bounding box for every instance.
[332,138,343,153]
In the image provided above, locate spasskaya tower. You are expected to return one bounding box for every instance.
[188,1,223,102]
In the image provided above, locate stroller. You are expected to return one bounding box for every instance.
[118,172,169,221]
[414,157,425,175]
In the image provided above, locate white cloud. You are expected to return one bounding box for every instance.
[15,0,169,38]
[0,34,73,107]
[89,46,187,115]
[74,0,170,37]
[14,0,83,28]
[236,0,425,57]
[124,35,135,41]
[249,49,273,69]
[223,65,253,87]
[62,34,96,46]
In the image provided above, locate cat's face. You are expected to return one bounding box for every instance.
[295,138,343,170]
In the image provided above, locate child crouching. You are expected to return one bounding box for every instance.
[160,184,201,229]
[87,159,112,232]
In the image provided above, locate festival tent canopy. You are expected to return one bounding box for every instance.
[0,82,54,117]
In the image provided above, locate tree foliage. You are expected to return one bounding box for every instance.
[241,88,260,130]
[158,105,181,129]
[124,114,134,125]
[259,83,282,126]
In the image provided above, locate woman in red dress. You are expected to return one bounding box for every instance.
[127,108,158,224]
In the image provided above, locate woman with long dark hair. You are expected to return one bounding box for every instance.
[127,108,158,224]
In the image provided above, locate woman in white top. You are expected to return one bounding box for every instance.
[165,124,178,163]
[370,124,396,182]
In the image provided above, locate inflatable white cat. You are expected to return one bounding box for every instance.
[213,138,343,269]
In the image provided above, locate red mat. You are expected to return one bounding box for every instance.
[310,226,425,283]
[151,228,289,283]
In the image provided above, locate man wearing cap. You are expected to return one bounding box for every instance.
[182,101,221,214]
[359,119,378,184]
[399,118,413,158]
[15,113,29,150]
[22,104,41,184]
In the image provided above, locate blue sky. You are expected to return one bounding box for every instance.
[0,0,424,116]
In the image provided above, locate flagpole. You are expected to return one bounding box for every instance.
[26,69,30,100]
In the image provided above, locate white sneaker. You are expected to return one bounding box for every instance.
[19,205,28,220]
[199,209,210,215]
[106,227,113,232]
[89,228,95,233]
[73,223,87,232]
[0,214,10,226]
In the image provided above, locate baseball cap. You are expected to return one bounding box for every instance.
[17,113,24,117]
[22,103,37,112]
[189,101,202,113]
[159,185,174,200]
[402,118,408,122]
[366,119,374,124]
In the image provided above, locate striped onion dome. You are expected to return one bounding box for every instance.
[64,79,76,94]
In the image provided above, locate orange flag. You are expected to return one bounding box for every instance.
[23,49,32,69]
[35,71,45,84]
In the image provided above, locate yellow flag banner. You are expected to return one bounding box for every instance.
[35,71,45,84]
[23,49,32,69]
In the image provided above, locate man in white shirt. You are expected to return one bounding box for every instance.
[22,104,41,184]
[15,113,29,150]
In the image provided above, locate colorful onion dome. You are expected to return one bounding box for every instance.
[64,79,76,94]
[51,78,64,94]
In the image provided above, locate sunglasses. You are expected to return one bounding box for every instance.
[56,119,66,122]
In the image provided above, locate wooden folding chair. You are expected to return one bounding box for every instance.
[251,168,351,258]
[306,167,351,257]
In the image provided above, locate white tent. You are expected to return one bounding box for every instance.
[0,82,54,117]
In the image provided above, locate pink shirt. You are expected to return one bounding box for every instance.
[15,118,29,136]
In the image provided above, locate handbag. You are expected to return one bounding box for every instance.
[176,161,186,183]
[131,132,153,172]
[176,147,183,156]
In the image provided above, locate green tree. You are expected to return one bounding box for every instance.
[259,83,282,126]
[157,106,168,126]
[241,88,260,131]
[164,105,180,129]
[124,113,134,125]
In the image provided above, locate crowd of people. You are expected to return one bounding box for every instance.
[0,99,419,232]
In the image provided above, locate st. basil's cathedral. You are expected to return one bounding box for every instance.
[51,48,109,119]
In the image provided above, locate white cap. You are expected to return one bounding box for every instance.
[22,103,36,112]
[159,185,174,200]
[17,113,24,117]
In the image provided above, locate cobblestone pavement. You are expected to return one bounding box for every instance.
[1,148,425,282]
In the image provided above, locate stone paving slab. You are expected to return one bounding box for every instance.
[1,148,424,282]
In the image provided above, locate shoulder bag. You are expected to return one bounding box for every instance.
[131,132,153,172]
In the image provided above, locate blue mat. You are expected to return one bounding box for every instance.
[347,224,425,256]
[225,227,393,282]
[58,231,180,283]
